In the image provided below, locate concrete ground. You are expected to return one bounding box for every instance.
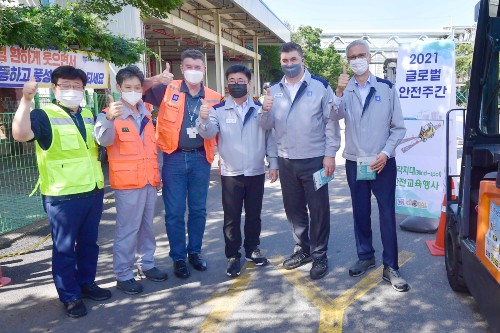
[0,153,492,333]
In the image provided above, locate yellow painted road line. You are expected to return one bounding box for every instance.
[272,250,415,333]
[200,263,255,333]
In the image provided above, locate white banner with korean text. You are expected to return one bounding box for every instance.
[395,40,457,219]
[0,46,109,88]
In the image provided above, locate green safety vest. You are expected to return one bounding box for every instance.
[34,104,104,196]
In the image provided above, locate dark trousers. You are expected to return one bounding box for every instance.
[278,156,330,259]
[345,158,399,269]
[221,174,265,259]
[43,190,104,303]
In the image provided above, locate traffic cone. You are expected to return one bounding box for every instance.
[0,263,11,287]
[425,179,457,256]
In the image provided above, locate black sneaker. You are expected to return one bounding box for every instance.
[226,257,241,278]
[188,253,208,271]
[63,299,87,318]
[348,258,376,277]
[139,267,168,282]
[310,257,328,280]
[383,266,410,292]
[116,278,144,295]
[245,249,269,266]
[283,248,312,270]
[80,282,112,301]
[173,260,191,278]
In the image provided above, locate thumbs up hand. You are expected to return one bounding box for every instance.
[199,98,209,120]
[160,63,174,85]
[22,77,38,101]
[106,94,124,121]
[262,89,273,112]
[336,66,350,97]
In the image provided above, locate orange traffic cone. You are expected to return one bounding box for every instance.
[425,179,457,256]
[0,262,11,287]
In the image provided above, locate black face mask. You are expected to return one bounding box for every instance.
[228,83,248,98]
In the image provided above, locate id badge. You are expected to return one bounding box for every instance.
[187,127,198,139]
[356,156,376,180]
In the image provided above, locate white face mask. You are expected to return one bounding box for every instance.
[349,58,369,76]
[121,91,142,105]
[183,69,204,84]
[58,89,84,108]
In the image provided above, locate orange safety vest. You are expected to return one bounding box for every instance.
[105,112,160,190]
[156,80,221,164]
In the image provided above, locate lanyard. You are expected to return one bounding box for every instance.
[186,97,200,126]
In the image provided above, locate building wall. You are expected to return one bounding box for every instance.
[106,6,144,88]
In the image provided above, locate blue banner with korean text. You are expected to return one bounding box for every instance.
[395,40,457,219]
[0,46,109,88]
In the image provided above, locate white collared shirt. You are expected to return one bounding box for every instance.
[354,77,371,105]
[234,97,249,120]
[284,72,306,101]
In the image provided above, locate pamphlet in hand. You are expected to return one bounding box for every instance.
[356,156,377,180]
[313,168,335,191]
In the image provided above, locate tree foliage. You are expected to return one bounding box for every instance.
[0,0,183,66]
[292,25,346,88]
[455,43,473,84]
[77,0,183,21]
[259,45,282,84]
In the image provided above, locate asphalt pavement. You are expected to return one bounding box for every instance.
[0,153,492,333]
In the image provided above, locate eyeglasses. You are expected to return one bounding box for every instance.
[55,83,84,90]
[227,79,248,85]
[347,53,368,61]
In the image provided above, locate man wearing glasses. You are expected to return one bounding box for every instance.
[196,64,278,277]
[12,66,111,318]
[332,39,409,292]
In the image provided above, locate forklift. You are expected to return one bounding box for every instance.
[445,0,500,331]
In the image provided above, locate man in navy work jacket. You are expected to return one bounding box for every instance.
[196,64,278,278]
[259,42,341,280]
[332,39,409,292]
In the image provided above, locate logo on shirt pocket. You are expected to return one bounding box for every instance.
[171,94,179,102]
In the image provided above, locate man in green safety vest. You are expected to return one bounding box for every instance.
[12,66,111,318]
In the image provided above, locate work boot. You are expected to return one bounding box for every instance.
[310,257,328,280]
[63,299,87,318]
[116,278,144,295]
[383,266,410,292]
[226,257,241,278]
[282,248,312,270]
[245,249,269,266]
[80,282,112,301]
[140,267,168,282]
[348,258,376,277]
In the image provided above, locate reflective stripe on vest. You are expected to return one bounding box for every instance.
[156,80,221,164]
[35,104,104,196]
[106,116,160,189]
